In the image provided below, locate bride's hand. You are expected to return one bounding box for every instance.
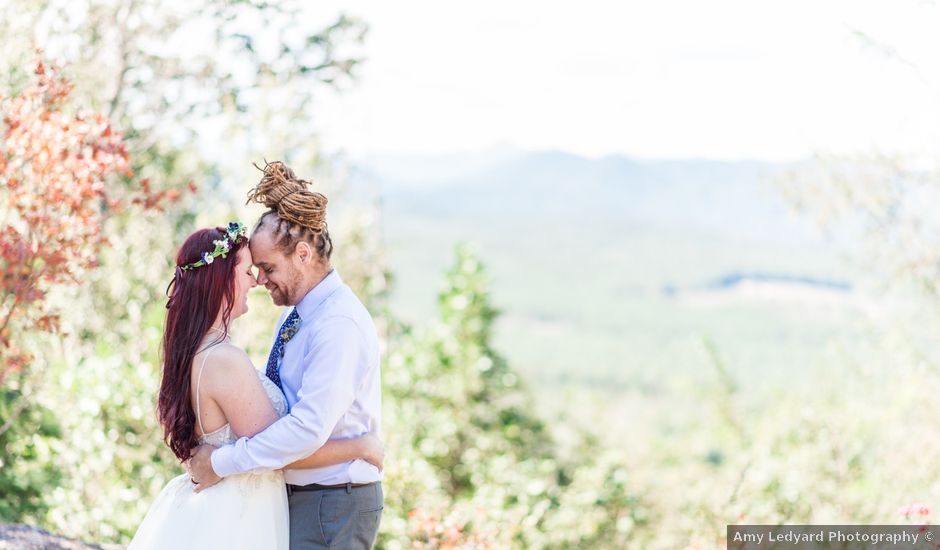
[189,444,222,493]
[359,433,385,471]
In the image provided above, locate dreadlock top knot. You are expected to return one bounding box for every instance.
[246,160,328,232]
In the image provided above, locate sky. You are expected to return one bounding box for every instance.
[306,0,940,162]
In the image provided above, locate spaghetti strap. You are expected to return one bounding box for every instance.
[195,344,223,437]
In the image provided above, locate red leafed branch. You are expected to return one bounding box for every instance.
[0,60,182,383]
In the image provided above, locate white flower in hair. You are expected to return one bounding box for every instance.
[203,252,214,265]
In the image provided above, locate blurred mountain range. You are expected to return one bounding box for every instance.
[352,146,833,246]
[346,147,861,392]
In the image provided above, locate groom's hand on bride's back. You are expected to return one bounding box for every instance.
[187,444,222,493]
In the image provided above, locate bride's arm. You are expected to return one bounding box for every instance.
[285,432,384,471]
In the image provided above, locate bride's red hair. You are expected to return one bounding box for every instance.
[159,227,246,462]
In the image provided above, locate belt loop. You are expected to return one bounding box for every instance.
[345,482,352,494]
[287,484,293,497]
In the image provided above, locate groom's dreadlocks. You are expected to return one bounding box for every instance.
[246,160,333,260]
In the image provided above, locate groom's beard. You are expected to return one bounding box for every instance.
[268,268,303,306]
[267,282,294,306]
[269,286,288,306]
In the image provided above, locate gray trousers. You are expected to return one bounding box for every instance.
[288,482,383,550]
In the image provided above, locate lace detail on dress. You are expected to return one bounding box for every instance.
[261,370,289,417]
[198,370,288,447]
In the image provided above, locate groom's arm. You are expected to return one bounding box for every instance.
[210,316,363,477]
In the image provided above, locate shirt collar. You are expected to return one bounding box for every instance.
[295,268,343,320]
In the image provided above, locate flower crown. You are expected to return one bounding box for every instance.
[179,222,247,271]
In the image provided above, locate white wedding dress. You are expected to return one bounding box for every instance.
[129,350,290,550]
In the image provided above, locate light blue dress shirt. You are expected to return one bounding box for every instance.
[211,269,383,485]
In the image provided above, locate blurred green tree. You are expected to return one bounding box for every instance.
[379,245,642,549]
[0,60,174,525]
[0,1,370,540]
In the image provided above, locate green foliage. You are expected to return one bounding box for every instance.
[379,245,640,549]
[0,384,60,523]
[0,0,370,541]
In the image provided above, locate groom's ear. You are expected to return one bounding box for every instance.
[295,241,313,265]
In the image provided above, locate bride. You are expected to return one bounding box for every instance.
[128,223,383,549]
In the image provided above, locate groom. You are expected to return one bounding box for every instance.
[188,161,383,549]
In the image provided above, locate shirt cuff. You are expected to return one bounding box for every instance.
[210,444,238,478]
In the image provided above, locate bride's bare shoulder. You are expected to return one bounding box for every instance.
[198,344,258,389]
[203,342,251,364]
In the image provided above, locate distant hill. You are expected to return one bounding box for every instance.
[354,147,830,246]
[705,272,851,292]
[348,147,864,392]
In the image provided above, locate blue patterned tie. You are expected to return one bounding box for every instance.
[265,308,301,391]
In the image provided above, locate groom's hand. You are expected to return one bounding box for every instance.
[188,445,221,493]
[360,433,385,472]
